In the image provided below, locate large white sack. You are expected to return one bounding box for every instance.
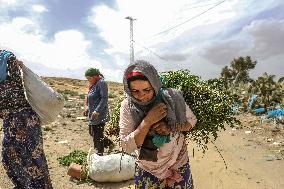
[88,153,136,182]
[22,64,64,125]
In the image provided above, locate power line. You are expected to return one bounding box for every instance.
[133,40,169,62]
[151,0,227,37]
[183,1,226,10]
[128,1,228,63]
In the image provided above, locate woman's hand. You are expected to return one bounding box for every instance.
[134,103,167,148]
[144,102,167,126]
[92,111,100,119]
[83,108,89,116]
[152,121,171,135]
[15,60,24,68]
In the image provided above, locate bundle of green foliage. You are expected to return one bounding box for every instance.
[105,98,123,137]
[58,150,93,184]
[106,70,240,152]
[58,150,88,166]
[161,70,240,151]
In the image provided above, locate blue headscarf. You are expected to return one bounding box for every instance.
[0,50,13,82]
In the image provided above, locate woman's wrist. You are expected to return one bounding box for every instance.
[142,116,153,127]
[175,122,192,132]
[141,119,152,129]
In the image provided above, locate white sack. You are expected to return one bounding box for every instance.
[22,64,64,125]
[88,153,136,182]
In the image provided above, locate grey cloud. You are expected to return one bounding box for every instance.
[244,19,284,59]
[250,54,284,79]
[201,39,249,65]
[160,53,188,62]
[201,19,284,67]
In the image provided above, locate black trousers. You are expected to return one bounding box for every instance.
[89,123,105,154]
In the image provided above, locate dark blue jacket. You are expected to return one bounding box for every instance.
[87,79,109,125]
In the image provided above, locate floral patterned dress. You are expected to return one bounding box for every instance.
[135,161,193,189]
[0,50,53,189]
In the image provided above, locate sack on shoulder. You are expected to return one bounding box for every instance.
[22,64,64,125]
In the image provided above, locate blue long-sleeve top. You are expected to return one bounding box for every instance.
[87,79,110,125]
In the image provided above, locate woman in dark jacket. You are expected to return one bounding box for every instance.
[84,68,109,156]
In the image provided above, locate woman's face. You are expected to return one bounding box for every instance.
[86,75,100,85]
[129,80,155,102]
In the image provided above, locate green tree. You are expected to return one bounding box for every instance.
[250,72,283,107]
[278,76,284,83]
[221,56,257,84]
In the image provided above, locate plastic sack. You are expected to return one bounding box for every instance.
[22,64,64,125]
[248,95,258,108]
[88,152,136,182]
[267,109,284,118]
[253,107,265,114]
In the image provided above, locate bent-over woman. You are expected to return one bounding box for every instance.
[119,60,197,188]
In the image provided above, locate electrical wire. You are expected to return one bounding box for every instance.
[183,1,226,10]
[132,0,228,62]
[133,40,169,61]
[151,0,227,38]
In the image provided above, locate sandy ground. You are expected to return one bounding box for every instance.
[1,114,283,189]
[189,124,284,189]
[1,78,283,189]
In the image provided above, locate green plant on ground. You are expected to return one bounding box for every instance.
[79,94,86,99]
[57,150,88,166]
[57,150,96,185]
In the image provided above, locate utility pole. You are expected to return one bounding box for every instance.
[125,16,136,64]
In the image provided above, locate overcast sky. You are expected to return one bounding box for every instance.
[0,0,283,82]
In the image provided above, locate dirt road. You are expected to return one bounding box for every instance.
[189,127,284,189]
[1,123,283,189]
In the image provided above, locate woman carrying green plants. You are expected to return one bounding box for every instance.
[84,68,109,156]
[119,60,197,188]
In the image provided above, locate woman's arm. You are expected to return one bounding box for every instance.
[7,56,22,83]
[175,104,197,132]
[119,99,139,154]
[152,103,197,134]
[134,102,167,147]
[119,100,167,153]
[133,119,152,148]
